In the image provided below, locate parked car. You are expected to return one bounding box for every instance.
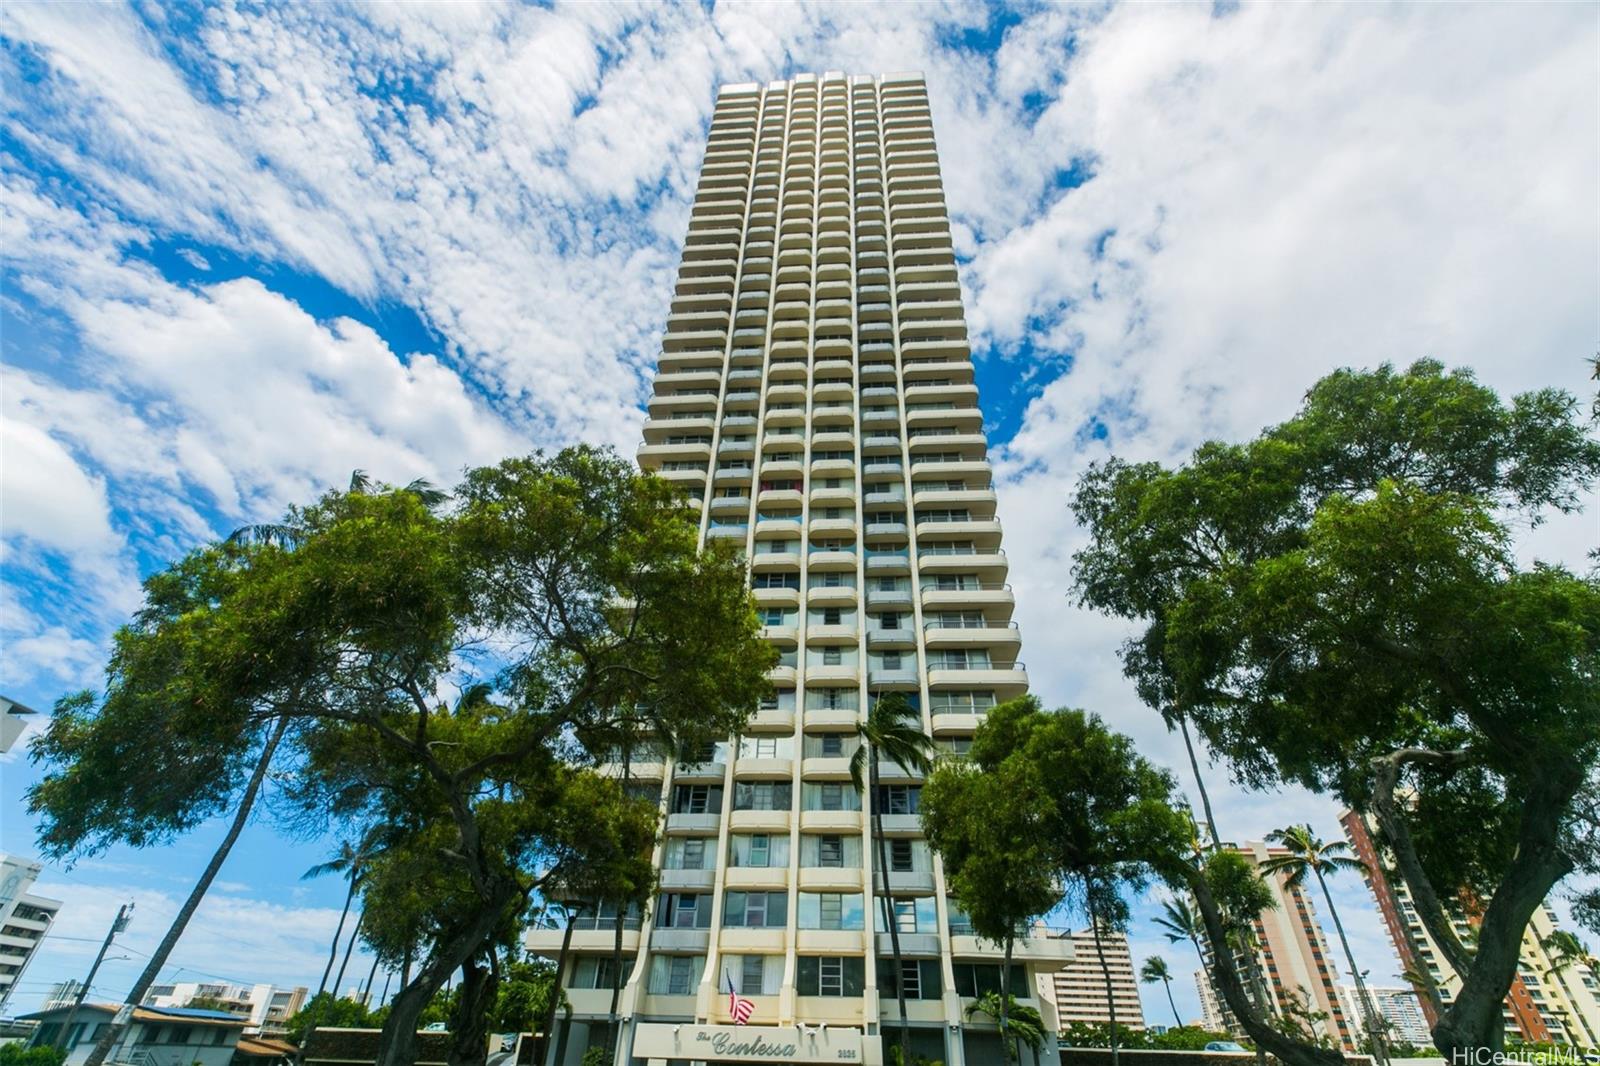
[1204,1041,1250,1053]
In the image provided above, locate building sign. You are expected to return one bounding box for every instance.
[633,1022,867,1063]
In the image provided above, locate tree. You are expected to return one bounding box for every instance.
[30,447,774,1066]
[922,703,1058,1064]
[1141,956,1183,1029]
[964,994,1045,1064]
[851,691,937,1066]
[1260,825,1385,1062]
[285,992,384,1045]
[1071,360,1600,1058]
[953,698,1191,1066]
[306,832,385,1000]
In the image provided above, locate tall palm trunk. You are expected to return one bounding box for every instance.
[541,907,580,1066]
[870,751,912,1066]
[1162,974,1182,1028]
[319,877,358,998]
[1087,898,1120,1066]
[334,911,365,994]
[82,713,290,1066]
[1177,714,1219,849]
[361,952,382,1006]
[1000,935,1014,1062]
[603,746,633,1064]
[1313,867,1386,1066]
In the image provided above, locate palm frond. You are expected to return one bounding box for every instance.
[227,523,300,548]
[348,469,375,495]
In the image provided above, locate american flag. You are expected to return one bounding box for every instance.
[725,973,755,1025]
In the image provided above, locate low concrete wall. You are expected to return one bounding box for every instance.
[1061,1049,1377,1066]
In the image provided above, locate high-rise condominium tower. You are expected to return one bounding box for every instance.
[524,71,1071,1066]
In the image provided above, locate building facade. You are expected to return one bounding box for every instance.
[1195,970,1228,1033]
[1341,810,1600,1049]
[524,70,1071,1066]
[1196,842,1360,1051]
[1037,927,1145,1031]
[1338,986,1432,1048]
[143,983,308,1038]
[0,855,61,1014]
[22,1003,244,1066]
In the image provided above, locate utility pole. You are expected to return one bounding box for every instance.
[55,902,134,1050]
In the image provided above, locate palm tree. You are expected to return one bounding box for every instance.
[1261,824,1384,1065]
[230,470,446,548]
[305,831,383,999]
[964,992,1045,1064]
[1166,707,1219,850]
[850,692,936,1066]
[1155,898,1211,988]
[79,713,292,1066]
[1141,955,1183,1029]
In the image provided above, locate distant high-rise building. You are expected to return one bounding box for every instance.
[523,69,1072,1066]
[1338,985,1432,1047]
[1194,969,1230,1033]
[43,981,84,1012]
[143,982,307,1038]
[1196,842,1361,1051]
[0,855,61,1014]
[1341,810,1600,1049]
[1037,926,1145,1031]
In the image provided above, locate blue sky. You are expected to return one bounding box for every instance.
[2,0,1596,1026]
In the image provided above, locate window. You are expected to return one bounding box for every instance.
[759,608,787,625]
[742,736,782,759]
[754,572,799,589]
[797,955,865,997]
[879,612,902,629]
[800,892,864,930]
[573,956,628,989]
[890,838,914,872]
[952,963,1028,998]
[878,959,942,1001]
[930,690,997,713]
[742,955,766,995]
[667,837,708,870]
[803,782,861,811]
[822,607,842,625]
[820,734,844,757]
[648,954,705,995]
[671,785,722,814]
[877,785,921,815]
[819,835,844,867]
[730,834,789,867]
[881,651,903,671]
[724,891,787,928]
[733,781,792,811]
[823,646,842,666]
[659,893,709,929]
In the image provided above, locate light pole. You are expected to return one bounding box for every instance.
[55,903,134,1050]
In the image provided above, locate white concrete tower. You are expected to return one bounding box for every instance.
[527,70,1069,1066]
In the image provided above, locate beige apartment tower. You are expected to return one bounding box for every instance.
[524,71,1071,1066]
[1037,926,1145,1031]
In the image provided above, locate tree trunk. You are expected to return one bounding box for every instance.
[319,878,357,998]
[540,908,580,1066]
[82,713,290,1066]
[1312,867,1384,1064]
[1087,899,1119,1066]
[1186,866,1344,1066]
[377,882,520,1066]
[362,951,383,1007]
[1177,714,1220,850]
[448,952,500,1066]
[869,753,913,1066]
[334,911,365,994]
[1163,976,1182,1029]
[1430,787,1575,1059]
[1000,935,1014,1063]
[603,748,633,1064]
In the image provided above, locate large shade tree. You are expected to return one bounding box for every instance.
[1070,360,1600,1057]
[29,447,774,1066]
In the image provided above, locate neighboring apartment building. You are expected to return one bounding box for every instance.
[524,70,1071,1066]
[143,982,308,1038]
[1338,985,1432,1047]
[1198,842,1360,1051]
[1196,969,1229,1033]
[1037,926,1145,1031]
[21,1003,245,1066]
[0,855,62,1014]
[1341,809,1600,1049]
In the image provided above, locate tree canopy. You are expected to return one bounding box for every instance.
[28,446,775,1066]
[1069,360,1600,1057]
